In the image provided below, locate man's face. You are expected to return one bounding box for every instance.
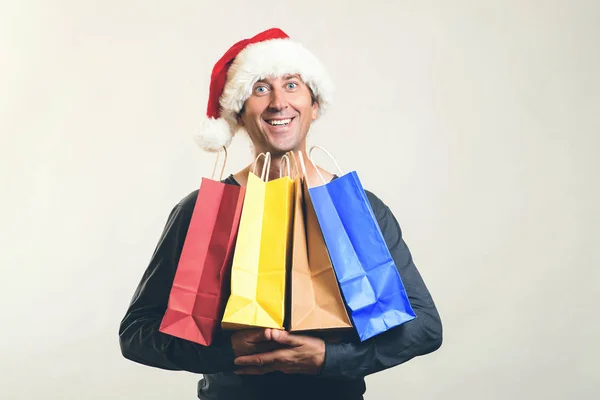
[238,74,319,155]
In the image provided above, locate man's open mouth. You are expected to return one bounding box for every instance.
[265,117,294,127]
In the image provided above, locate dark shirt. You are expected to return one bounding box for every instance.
[118,175,443,400]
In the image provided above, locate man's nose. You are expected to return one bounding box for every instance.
[268,87,288,111]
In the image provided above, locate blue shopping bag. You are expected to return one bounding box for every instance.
[304,146,416,341]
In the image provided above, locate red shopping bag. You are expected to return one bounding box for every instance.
[159,148,245,345]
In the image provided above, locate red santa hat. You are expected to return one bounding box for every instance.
[194,28,334,152]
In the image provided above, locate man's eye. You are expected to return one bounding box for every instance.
[287,82,298,89]
[255,86,268,94]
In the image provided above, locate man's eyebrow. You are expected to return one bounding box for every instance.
[255,74,301,84]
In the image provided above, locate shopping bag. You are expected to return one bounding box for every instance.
[288,151,352,332]
[306,146,416,341]
[159,147,245,346]
[221,152,294,330]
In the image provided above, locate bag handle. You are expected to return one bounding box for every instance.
[287,151,301,178]
[211,146,227,181]
[298,150,308,178]
[251,152,272,181]
[280,154,292,178]
[308,145,343,185]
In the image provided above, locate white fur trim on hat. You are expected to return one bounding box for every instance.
[194,117,234,152]
[219,38,334,127]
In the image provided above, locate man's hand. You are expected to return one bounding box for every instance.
[233,329,326,375]
[230,329,286,357]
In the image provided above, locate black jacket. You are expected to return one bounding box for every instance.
[118,175,443,400]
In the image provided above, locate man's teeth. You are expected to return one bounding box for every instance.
[268,119,292,126]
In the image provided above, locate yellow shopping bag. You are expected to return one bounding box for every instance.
[221,152,294,330]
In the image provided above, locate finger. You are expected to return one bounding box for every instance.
[270,329,304,347]
[252,341,286,354]
[234,349,287,366]
[234,365,277,375]
[263,328,273,341]
[244,328,269,343]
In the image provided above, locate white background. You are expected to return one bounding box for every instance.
[1,0,599,399]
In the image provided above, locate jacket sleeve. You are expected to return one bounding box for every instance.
[118,202,237,374]
[319,195,443,380]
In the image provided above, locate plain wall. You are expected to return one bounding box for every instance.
[1,1,598,399]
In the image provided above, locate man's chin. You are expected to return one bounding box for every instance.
[265,138,301,156]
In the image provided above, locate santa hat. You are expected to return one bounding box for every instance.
[194,28,334,152]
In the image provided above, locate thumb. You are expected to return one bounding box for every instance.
[271,330,303,346]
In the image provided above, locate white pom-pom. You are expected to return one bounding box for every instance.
[193,117,234,152]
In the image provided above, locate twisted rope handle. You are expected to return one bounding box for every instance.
[308,145,343,184]
[251,152,272,181]
[280,154,292,178]
[210,146,228,181]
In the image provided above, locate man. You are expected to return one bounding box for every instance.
[118,28,443,400]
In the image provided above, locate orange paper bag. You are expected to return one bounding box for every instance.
[288,151,352,332]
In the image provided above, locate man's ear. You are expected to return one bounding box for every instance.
[311,101,320,121]
[236,112,245,127]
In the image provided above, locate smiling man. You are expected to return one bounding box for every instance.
[231,72,324,186]
[239,73,317,155]
[118,28,443,400]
